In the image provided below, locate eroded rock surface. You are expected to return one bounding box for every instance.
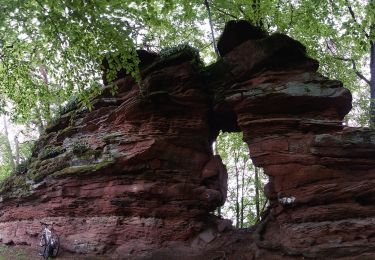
[1,22,375,259]
[0,47,227,257]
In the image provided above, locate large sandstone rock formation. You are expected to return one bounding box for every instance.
[1,24,374,259]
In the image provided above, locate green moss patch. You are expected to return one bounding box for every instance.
[39,145,66,160]
[52,159,115,178]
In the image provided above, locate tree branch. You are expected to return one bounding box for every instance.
[345,0,371,40]
[204,0,219,57]
[325,38,336,54]
[325,37,371,85]
[210,3,238,20]
[238,5,249,21]
[285,3,294,33]
[333,55,371,85]
[35,0,66,47]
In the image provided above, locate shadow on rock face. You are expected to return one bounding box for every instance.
[217,20,268,57]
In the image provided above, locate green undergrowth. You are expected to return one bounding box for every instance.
[0,245,28,260]
[0,174,30,198]
[72,142,90,155]
[142,44,203,78]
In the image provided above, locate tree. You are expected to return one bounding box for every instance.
[216,132,268,228]
[0,0,143,124]
[0,116,34,180]
[0,161,11,183]
[1,115,15,172]
[287,0,375,126]
[0,0,373,127]
[0,130,13,182]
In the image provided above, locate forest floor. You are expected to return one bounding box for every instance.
[0,228,286,260]
[0,245,108,260]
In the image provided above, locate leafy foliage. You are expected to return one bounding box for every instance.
[0,0,373,126]
[216,132,268,228]
[204,0,374,125]
[0,133,12,181]
[0,132,34,180]
[0,0,140,124]
[72,141,89,155]
[0,161,11,183]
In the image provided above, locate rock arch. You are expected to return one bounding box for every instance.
[1,27,375,259]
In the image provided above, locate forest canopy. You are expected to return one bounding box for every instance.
[0,0,373,127]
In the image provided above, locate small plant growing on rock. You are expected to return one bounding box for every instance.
[60,96,79,115]
[39,145,66,160]
[14,158,31,175]
[72,142,90,155]
[160,44,202,67]
[160,44,197,58]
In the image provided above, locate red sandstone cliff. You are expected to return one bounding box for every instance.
[0,27,374,259]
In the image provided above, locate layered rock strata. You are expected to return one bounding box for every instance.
[0,48,227,256]
[217,36,375,259]
[1,27,375,259]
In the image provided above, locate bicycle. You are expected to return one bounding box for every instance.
[38,222,60,259]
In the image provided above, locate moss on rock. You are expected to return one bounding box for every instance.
[52,159,115,178]
[39,145,66,160]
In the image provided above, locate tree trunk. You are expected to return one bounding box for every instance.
[35,106,45,134]
[370,42,375,126]
[204,0,219,56]
[2,116,16,172]
[39,65,52,123]
[39,64,49,85]
[213,141,222,216]
[235,159,240,228]
[254,167,260,220]
[14,135,20,167]
[240,158,245,228]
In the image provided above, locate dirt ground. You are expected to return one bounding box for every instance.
[0,228,271,260]
[0,245,108,260]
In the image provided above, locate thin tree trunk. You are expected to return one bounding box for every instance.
[2,116,16,172]
[14,135,20,167]
[35,106,45,134]
[370,42,375,126]
[39,64,49,85]
[39,65,52,122]
[213,141,218,155]
[213,141,222,217]
[254,167,260,220]
[240,158,246,228]
[204,0,219,56]
[235,156,240,228]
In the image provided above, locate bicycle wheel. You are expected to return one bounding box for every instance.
[50,231,60,258]
[45,244,53,259]
[38,234,47,257]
